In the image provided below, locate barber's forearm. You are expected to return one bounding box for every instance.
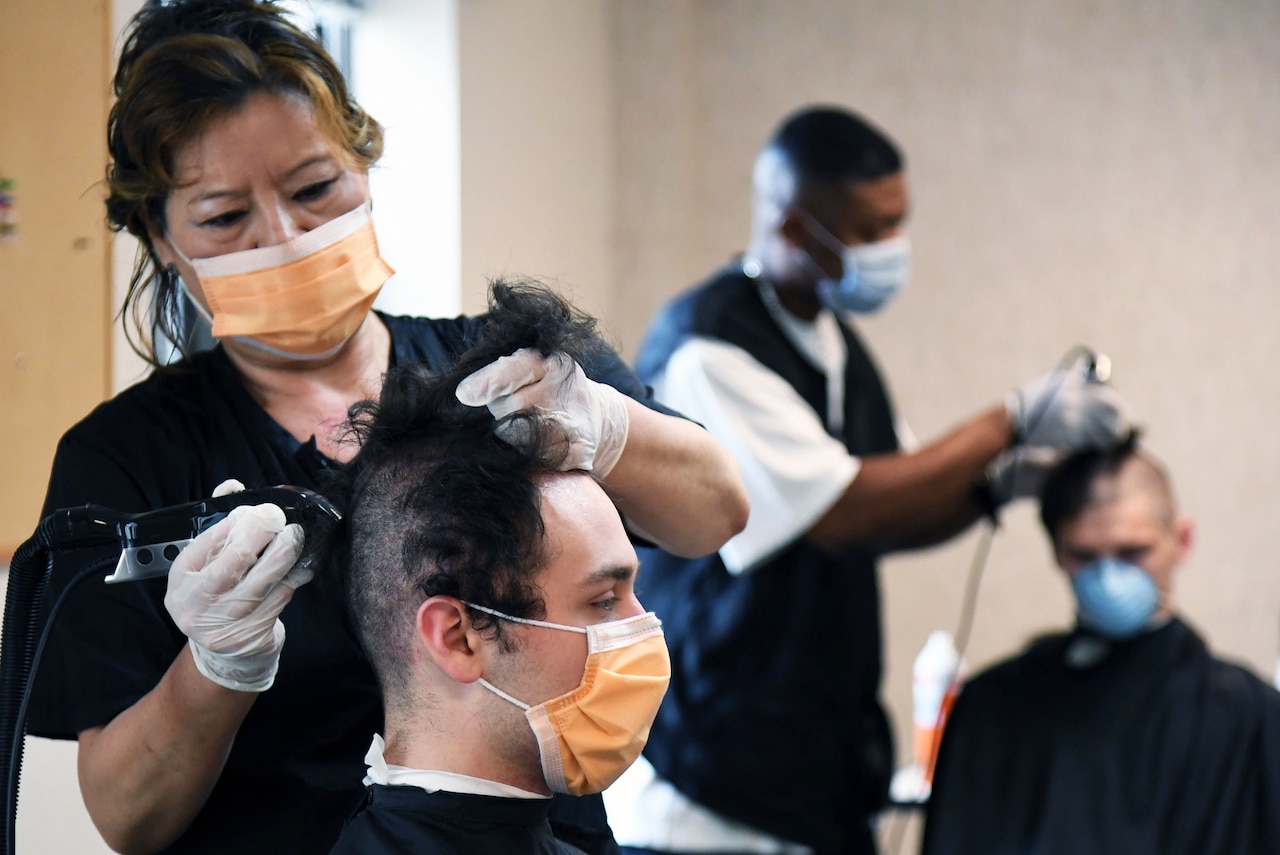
[78,646,255,855]
[807,405,1013,554]
[600,399,749,558]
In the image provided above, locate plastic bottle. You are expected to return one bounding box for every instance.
[912,630,962,786]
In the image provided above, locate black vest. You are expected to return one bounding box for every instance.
[634,266,899,855]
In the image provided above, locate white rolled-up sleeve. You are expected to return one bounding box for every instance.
[652,337,859,575]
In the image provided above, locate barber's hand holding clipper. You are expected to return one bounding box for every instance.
[456,348,631,477]
[164,480,313,692]
[986,357,1132,506]
[1007,356,1129,449]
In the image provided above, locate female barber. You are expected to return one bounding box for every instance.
[27,2,747,853]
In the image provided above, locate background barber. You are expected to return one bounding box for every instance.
[603,105,1131,855]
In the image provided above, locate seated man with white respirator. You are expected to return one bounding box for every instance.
[923,434,1280,855]
[328,285,671,854]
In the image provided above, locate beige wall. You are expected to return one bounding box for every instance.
[110,0,150,393]
[460,5,1280,844]
[604,0,1280,833]
[10,0,1280,852]
[0,0,114,557]
[458,0,619,336]
[355,0,462,320]
[14,2,137,851]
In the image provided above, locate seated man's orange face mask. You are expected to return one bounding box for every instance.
[468,603,671,796]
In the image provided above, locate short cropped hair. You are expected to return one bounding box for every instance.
[767,105,904,188]
[335,281,615,704]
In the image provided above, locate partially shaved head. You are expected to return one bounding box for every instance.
[1039,435,1177,547]
[1040,436,1192,615]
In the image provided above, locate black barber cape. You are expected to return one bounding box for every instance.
[329,785,589,855]
[923,618,1280,855]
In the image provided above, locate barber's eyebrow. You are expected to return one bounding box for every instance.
[187,188,246,206]
[578,565,637,589]
[285,154,338,179]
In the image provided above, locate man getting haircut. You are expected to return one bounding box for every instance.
[330,282,671,855]
[923,436,1280,855]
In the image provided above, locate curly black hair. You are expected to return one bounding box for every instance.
[333,279,616,707]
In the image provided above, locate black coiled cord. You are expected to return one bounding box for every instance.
[1,527,112,855]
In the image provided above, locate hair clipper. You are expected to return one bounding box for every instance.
[46,486,342,584]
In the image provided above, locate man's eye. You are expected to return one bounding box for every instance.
[593,597,619,612]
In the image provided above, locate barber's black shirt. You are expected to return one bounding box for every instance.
[27,313,641,855]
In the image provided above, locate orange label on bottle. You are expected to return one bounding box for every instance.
[914,681,961,785]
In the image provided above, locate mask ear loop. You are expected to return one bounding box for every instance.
[794,245,834,288]
[464,601,589,635]
[466,602,589,711]
[787,209,853,293]
[165,266,217,361]
[792,208,848,256]
[476,678,531,710]
[171,269,214,327]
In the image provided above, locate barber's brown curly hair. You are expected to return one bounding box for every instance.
[108,0,384,364]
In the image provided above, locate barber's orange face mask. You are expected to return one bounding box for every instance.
[468,604,671,796]
[174,202,394,360]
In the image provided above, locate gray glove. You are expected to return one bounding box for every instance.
[1007,360,1130,449]
[985,446,1064,505]
[164,480,311,692]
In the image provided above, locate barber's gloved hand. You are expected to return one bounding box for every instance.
[164,479,310,692]
[985,446,1064,506]
[1007,361,1130,449]
[455,347,631,478]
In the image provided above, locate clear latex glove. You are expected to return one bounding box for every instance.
[1007,361,1131,449]
[986,446,1064,505]
[455,348,631,478]
[163,479,309,692]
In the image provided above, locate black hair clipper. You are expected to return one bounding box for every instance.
[46,486,342,584]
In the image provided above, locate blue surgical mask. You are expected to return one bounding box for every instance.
[1071,557,1159,640]
[799,214,911,314]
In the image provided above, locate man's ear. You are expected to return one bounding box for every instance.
[416,597,484,684]
[778,208,811,251]
[1173,515,1195,564]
